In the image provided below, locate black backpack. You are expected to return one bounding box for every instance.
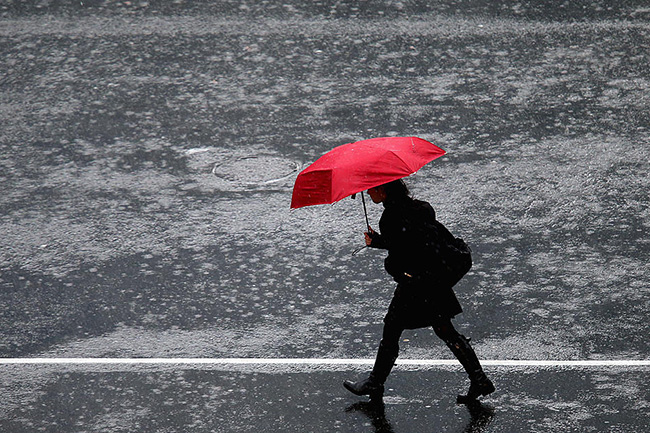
[427,219,473,287]
[386,199,472,288]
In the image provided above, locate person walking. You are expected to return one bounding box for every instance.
[343,179,495,404]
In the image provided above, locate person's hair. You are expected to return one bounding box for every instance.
[382,179,410,201]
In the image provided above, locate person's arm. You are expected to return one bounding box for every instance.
[365,227,388,249]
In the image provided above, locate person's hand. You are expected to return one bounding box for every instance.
[364,227,376,246]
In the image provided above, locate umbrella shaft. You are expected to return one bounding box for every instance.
[361,191,370,231]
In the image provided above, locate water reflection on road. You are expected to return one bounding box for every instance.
[1,2,649,431]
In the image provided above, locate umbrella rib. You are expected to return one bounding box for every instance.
[388,149,417,174]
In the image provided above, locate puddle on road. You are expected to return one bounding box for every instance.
[184,147,301,191]
[212,155,300,187]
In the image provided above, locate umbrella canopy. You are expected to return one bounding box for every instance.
[290,136,446,209]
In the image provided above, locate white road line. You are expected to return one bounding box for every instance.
[0,358,648,367]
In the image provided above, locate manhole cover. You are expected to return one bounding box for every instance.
[212,155,300,187]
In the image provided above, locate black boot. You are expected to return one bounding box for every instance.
[446,334,495,403]
[343,374,385,399]
[344,339,398,399]
[456,371,495,404]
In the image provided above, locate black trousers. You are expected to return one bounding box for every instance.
[386,313,460,342]
[371,314,484,384]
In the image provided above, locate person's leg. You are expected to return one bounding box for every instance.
[370,322,403,384]
[344,321,403,398]
[432,317,495,403]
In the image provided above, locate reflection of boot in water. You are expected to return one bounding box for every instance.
[462,400,495,433]
[345,399,395,433]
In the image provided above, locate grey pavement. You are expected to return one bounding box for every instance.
[1,1,649,432]
[2,363,650,432]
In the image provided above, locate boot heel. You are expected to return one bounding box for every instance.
[456,377,495,404]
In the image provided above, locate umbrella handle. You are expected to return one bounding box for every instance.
[361,191,370,232]
[352,244,367,256]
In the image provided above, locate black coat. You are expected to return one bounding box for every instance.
[369,196,463,328]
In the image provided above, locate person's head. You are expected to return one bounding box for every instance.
[367,179,410,204]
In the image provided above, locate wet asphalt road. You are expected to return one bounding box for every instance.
[2,364,649,432]
[1,1,649,432]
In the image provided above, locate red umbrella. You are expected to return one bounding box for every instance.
[291,136,446,227]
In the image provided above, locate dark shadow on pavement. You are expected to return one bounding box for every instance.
[461,400,495,433]
[345,398,494,433]
[345,398,395,433]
